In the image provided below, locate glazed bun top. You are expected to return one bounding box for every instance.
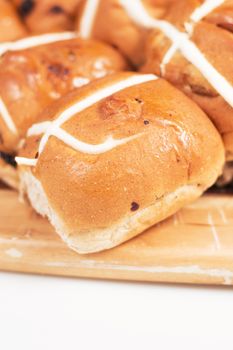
[17,72,224,230]
[0,33,129,153]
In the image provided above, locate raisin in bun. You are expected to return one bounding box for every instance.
[0,0,27,41]
[137,0,233,161]
[16,72,224,253]
[76,0,178,66]
[13,0,81,33]
[0,33,129,154]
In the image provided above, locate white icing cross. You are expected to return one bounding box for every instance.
[0,32,77,56]
[79,0,100,38]
[190,0,225,23]
[0,32,77,135]
[16,73,158,166]
[119,0,232,108]
[0,97,17,134]
[165,0,226,66]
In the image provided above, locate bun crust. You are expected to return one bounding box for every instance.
[76,0,174,66]
[141,1,233,159]
[18,73,225,253]
[13,0,81,34]
[0,0,27,42]
[0,37,128,153]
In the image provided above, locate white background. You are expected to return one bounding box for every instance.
[0,272,233,350]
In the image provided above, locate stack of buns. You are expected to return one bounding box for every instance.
[0,0,232,253]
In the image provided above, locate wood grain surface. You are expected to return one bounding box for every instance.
[0,188,233,285]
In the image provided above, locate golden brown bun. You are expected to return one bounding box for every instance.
[142,0,233,160]
[0,0,27,41]
[18,72,225,253]
[205,0,233,32]
[76,0,179,66]
[158,0,202,29]
[12,0,81,33]
[0,37,129,153]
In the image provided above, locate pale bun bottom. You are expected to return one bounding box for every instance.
[20,171,204,254]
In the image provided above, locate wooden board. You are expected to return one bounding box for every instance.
[0,188,233,285]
